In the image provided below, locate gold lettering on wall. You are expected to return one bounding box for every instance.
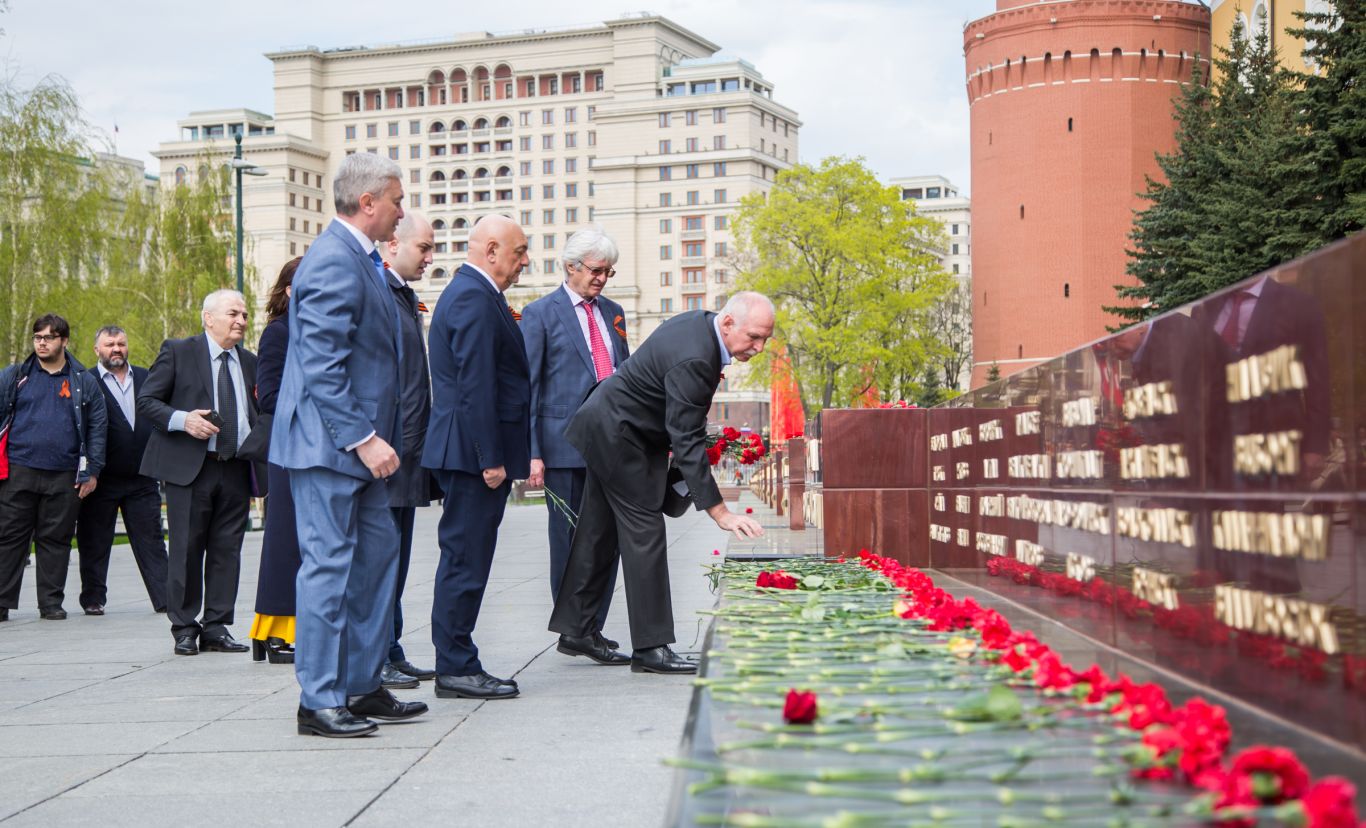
[982,458,1000,479]
[956,528,970,547]
[978,419,1004,441]
[930,524,952,544]
[1065,553,1097,582]
[1123,380,1179,420]
[1233,430,1303,477]
[976,532,1007,556]
[1062,398,1099,427]
[931,433,949,452]
[1056,450,1104,479]
[952,427,974,448]
[1005,496,1110,535]
[1015,540,1045,566]
[956,461,970,480]
[1008,454,1050,479]
[933,465,947,482]
[1215,585,1340,655]
[1212,510,1329,561]
[979,495,1004,517]
[1119,443,1191,480]
[1226,344,1308,403]
[1015,410,1042,435]
[1132,566,1179,611]
[955,495,971,514]
[1116,507,1196,548]
[933,493,946,513]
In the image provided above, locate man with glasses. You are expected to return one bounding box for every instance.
[0,314,107,622]
[521,227,630,664]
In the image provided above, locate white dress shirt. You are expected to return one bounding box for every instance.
[561,282,617,369]
[167,337,252,453]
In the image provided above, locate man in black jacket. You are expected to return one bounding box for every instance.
[549,293,771,673]
[0,314,107,622]
[138,290,262,655]
[75,326,169,616]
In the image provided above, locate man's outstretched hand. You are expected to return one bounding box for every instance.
[708,504,764,539]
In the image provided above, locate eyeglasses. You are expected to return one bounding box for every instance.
[32,334,63,343]
[577,262,616,278]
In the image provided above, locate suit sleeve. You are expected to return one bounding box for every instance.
[447,292,504,469]
[83,375,107,479]
[255,321,288,416]
[136,340,179,431]
[522,304,547,460]
[664,358,723,511]
[292,255,380,450]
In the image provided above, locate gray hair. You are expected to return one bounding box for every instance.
[333,153,402,216]
[718,291,775,325]
[202,288,246,317]
[561,226,619,269]
[93,325,126,344]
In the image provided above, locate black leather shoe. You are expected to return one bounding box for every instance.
[347,687,428,721]
[251,638,295,664]
[39,606,67,620]
[173,635,198,656]
[596,632,621,650]
[380,663,420,689]
[479,670,518,689]
[200,633,249,653]
[390,659,436,681]
[297,705,378,738]
[83,604,105,616]
[558,633,630,665]
[631,645,697,674]
[434,673,520,700]
[0,608,9,622]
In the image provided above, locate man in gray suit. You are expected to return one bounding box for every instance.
[271,153,427,738]
[522,228,630,665]
[549,293,771,674]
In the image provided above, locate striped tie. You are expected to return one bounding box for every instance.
[582,299,614,381]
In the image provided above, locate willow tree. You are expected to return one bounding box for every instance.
[732,156,951,412]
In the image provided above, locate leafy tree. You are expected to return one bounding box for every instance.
[985,362,1001,384]
[732,156,951,413]
[927,281,972,391]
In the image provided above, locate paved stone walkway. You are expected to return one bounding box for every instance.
[0,497,748,826]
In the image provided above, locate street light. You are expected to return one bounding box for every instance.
[229,133,267,294]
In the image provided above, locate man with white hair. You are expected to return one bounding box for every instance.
[272,152,428,737]
[139,289,264,656]
[521,227,630,665]
[549,292,772,674]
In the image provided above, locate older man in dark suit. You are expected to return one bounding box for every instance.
[549,292,771,673]
[422,214,531,701]
[522,227,630,664]
[138,290,262,656]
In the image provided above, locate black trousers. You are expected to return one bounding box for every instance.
[164,458,251,639]
[0,465,81,611]
[543,466,615,632]
[549,465,675,651]
[75,474,168,611]
[387,505,416,663]
[431,471,509,676]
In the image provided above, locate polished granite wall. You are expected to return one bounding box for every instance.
[817,234,1366,751]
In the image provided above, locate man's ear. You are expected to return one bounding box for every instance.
[357,191,374,213]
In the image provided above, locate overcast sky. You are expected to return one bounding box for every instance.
[2,0,998,193]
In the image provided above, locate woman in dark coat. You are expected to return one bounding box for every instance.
[248,257,302,663]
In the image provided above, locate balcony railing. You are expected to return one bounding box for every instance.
[681,230,706,240]
[494,176,513,185]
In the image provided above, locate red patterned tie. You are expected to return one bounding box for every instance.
[582,299,614,381]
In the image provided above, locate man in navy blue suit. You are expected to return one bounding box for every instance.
[422,214,531,701]
[271,153,428,738]
[521,228,630,665]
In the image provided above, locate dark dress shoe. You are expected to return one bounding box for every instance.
[390,659,436,681]
[631,645,697,674]
[347,687,428,721]
[200,633,249,653]
[434,673,520,700]
[479,670,518,689]
[251,638,295,664]
[173,635,199,656]
[39,607,67,620]
[0,607,9,622]
[596,632,621,650]
[82,604,105,616]
[558,634,630,666]
[380,663,420,689]
[297,705,377,738]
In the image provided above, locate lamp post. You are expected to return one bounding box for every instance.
[228,133,267,294]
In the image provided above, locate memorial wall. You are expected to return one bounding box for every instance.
[817,233,1366,750]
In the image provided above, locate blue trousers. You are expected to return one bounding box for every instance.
[290,467,399,710]
[431,471,509,676]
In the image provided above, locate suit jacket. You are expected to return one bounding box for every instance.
[137,334,261,487]
[521,285,629,469]
[421,263,531,479]
[255,315,289,417]
[565,310,723,512]
[88,364,153,479]
[270,219,402,480]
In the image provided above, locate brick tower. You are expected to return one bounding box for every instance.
[964,0,1210,386]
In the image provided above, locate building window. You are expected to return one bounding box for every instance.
[683,267,704,285]
[409,119,421,135]
[659,166,672,181]
[660,271,672,286]
[951,223,959,235]
[587,131,596,147]
[520,210,533,224]
[713,135,726,150]
[1068,117,1074,132]
[565,107,577,123]
[713,107,727,122]
[519,111,531,126]
[543,159,555,174]
[714,215,727,230]
[659,192,672,207]
[409,145,421,159]
[366,123,377,138]
[685,164,699,179]
[289,217,297,231]
[289,193,297,207]
[542,233,556,248]
[565,207,577,222]
[659,139,671,154]
[713,241,728,256]
[685,110,697,126]
[684,215,703,231]
[685,295,704,311]
[431,193,447,205]
[565,183,578,197]
[345,125,356,140]
[683,241,704,258]
[410,169,421,184]
[660,297,673,312]
[290,242,297,255]
[713,162,726,176]
[388,147,399,160]
[658,112,670,128]
[714,189,727,203]
[660,218,673,233]
[542,109,554,125]
[660,245,673,260]
[519,136,532,151]
[1020,204,1025,219]
[565,158,577,173]
[952,263,960,274]
[686,190,700,206]
[410,193,422,207]
[1064,282,1070,297]
[545,258,558,273]
[520,186,532,200]
[564,132,577,148]
[542,184,555,199]
[542,134,554,150]
[714,295,727,311]
[714,268,728,283]
[388,122,399,137]
[951,243,959,255]
[520,161,532,175]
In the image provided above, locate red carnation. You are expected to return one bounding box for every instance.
[1300,777,1359,828]
[723,426,741,441]
[705,444,723,466]
[1033,652,1077,691]
[745,507,753,514]
[1228,745,1309,803]
[782,689,818,724]
[756,570,798,590]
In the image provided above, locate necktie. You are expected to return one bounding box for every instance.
[1219,291,1251,350]
[217,352,239,458]
[369,249,404,361]
[582,299,614,381]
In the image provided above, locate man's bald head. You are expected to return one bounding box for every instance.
[467,214,529,292]
[385,209,434,282]
[394,210,432,241]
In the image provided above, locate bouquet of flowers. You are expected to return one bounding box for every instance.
[705,426,766,466]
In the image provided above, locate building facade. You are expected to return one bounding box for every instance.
[963,0,1210,386]
[1210,0,1329,75]
[154,14,798,425]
